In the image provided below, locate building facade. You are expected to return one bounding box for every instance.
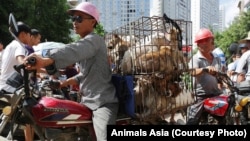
[191,0,219,45]
[68,0,227,45]
[85,0,150,32]
[150,0,191,21]
[219,5,226,32]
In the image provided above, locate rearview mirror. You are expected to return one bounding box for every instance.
[8,13,18,34]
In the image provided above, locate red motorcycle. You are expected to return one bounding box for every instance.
[190,71,244,125]
[0,57,134,141]
[0,13,137,141]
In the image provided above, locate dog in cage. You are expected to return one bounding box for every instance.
[121,45,160,74]
[165,28,188,71]
[106,34,134,73]
[151,73,182,97]
[137,32,169,47]
[134,28,188,73]
[121,32,170,74]
[137,45,174,73]
[133,75,184,124]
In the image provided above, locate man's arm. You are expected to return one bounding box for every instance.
[189,67,205,76]
[16,55,25,64]
[60,77,78,88]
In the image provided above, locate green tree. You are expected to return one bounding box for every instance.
[0,0,72,46]
[94,23,105,37]
[215,10,250,63]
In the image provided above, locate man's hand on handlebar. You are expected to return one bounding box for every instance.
[190,66,219,76]
[202,66,218,75]
[24,53,42,70]
[24,53,54,71]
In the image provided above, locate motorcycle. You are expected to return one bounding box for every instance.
[0,13,134,141]
[235,80,250,125]
[0,57,134,141]
[190,70,250,125]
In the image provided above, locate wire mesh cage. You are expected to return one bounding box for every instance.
[106,14,194,124]
[105,14,192,75]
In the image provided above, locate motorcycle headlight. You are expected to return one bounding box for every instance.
[2,106,12,116]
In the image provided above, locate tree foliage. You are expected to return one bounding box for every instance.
[0,0,73,46]
[94,23,105,37]
[215,10,250,62]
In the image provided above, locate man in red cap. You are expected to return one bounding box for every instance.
[24,2,118,140]
[186,28,224,125]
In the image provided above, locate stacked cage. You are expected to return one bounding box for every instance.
[105,14,194,124]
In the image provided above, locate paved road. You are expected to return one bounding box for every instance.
[165,111,187,125]
[0,136,8,141]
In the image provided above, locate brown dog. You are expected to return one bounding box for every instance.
[133,76,186,124]
[107,34,132,72]
[135,27,188,73]
[137,46,175,73]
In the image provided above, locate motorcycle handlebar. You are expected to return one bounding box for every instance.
[215,71,236,90]
[194,68,233,86]
[27,57,36,65]
[14,57,37,72]
[215,71,228,77]
[202,68,227,76]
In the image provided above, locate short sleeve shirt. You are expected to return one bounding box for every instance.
[0,40,28,92]
[188,51,223,97]
[235,50,250,80]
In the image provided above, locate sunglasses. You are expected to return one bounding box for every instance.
[71,16,93,23]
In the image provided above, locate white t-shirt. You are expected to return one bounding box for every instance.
[0,40,28,93]
[0,50,3,72]
[213,48,226,68]
[235,50,250,80]
[227,61,238,82]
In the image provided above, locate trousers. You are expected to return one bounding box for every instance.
[92,102,119,141]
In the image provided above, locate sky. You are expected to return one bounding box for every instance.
[149,0,239,27]
[220,0,239,27]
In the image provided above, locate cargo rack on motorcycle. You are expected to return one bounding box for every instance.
[106,14,194,124]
